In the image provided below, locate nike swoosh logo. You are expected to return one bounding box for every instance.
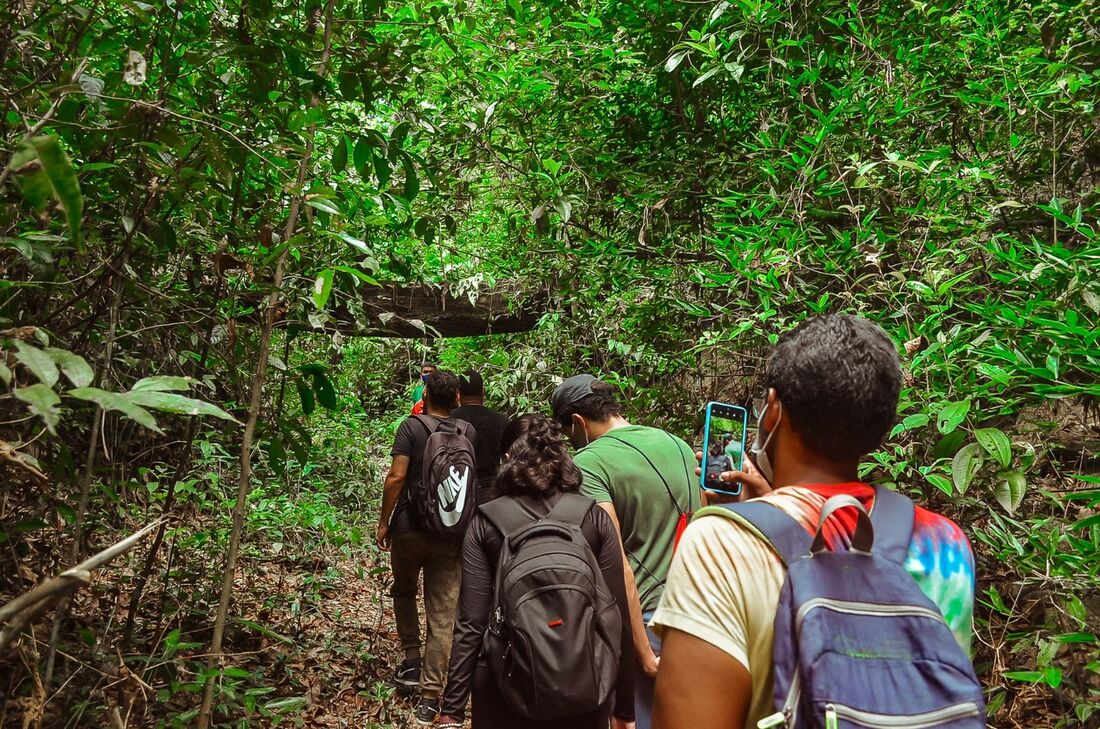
[438,466,469,526]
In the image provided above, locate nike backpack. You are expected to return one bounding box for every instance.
[708,486,986,729]
[480,494,622,720]
[409,415,477,538]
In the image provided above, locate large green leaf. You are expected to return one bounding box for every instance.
[995,471,1027,514]
[14,383,61,432]
[131,375,194,392]
[310,371,337,410]
[125,390,238,422]
[296,378,316,416]
[11,136,83,246]
[975,427,1012,467]
[312,269,334,309]
[936,400,971,434]
[46,348,94,388]
[14,341,59,387]
[332,137,349,173]
[925,473,953,497]
[401,153,419,201]
[68,387,161,432]
[951,443,983,495]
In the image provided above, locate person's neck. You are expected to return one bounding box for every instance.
[461,398,484,407]
[425,404,452,418]
[588,415,631,440]
[771,448,860,490]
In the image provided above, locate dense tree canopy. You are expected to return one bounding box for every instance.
[1,0,1097,724]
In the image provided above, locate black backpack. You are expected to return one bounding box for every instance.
[408,415,477,537]
[480,494,622,720]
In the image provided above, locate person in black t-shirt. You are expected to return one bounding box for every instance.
[377,370,477,726]
[451,369,510,504]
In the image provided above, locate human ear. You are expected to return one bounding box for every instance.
[763,388,783,431]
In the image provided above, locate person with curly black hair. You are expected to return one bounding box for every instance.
[652,315,978,729]
[436,415,635,729]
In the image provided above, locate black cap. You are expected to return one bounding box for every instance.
[459,369,484,397]
[550,374,598,418]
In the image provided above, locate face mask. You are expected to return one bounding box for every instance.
[750,401,781,483]
[421,374,431,384]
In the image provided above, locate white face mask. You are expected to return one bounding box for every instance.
[750,401,781,483]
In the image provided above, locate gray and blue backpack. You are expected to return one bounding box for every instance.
[710,486,986,729]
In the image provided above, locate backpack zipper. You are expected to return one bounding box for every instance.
[825,701,981,727]
[759,600,952,728]
[795,597,947,633]
[757,666,801,728]
[757,709,789,728]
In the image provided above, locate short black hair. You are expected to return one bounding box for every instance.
[459,369,484,398]
[424,370,460,410]
[421,361,437,372]
[554,380,623,427]
[765,315,901,461]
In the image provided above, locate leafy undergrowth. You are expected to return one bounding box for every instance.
[1,534,420,728]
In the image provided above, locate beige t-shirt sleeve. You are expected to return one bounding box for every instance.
[650,513,786,725]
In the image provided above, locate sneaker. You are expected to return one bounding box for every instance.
[413,698,440,726]
[392,658,421,690]
[435,714,463,728]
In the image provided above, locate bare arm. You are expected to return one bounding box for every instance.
[654,628,752,729]
[376,455,409,550]
[597,501,659,676]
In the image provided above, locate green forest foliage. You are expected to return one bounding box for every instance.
[1,0,1098,724]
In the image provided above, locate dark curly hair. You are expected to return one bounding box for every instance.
[424,370,460,410]
[554,381,624,427]
[765,314,901,461]
[497,415,583,497]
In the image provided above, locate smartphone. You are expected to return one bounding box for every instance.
[701,401,749,496]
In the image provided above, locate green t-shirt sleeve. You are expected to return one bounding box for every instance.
[577,452,613,504]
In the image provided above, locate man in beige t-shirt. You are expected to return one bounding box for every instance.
[650,315,976,729]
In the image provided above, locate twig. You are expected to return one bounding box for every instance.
[0,520,163,627]
[0,440,47,482]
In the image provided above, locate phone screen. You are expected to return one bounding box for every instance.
[702,402,748,494]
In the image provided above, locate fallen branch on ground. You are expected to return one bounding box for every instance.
[0,519,165,654]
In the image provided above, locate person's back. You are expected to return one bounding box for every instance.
[660,484,975,723]
[651,315,979,729]
[572,424,697,611]
[438,415,635,729]
[451,369,510,504]
[551,374,699,729]
[376,370,477,726]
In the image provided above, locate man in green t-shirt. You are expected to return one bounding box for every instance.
[551,374,700,729]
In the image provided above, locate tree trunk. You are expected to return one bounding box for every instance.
[195,0,336,725]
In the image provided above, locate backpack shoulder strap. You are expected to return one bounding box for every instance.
[479,496,535,538]
[602,432,688,516]
[413,414,439,435]
[869,484,916,564]
[545,493,595,526]
[697,501,812,567]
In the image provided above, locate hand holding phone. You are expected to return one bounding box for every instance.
[701,401,748,497]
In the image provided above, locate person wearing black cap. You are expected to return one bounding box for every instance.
[451,369,510,504]
[551,374,700,729]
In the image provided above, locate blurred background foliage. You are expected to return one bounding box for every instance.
[1,0,1097,724]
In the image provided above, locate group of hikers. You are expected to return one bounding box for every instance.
[374,315,985,729]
